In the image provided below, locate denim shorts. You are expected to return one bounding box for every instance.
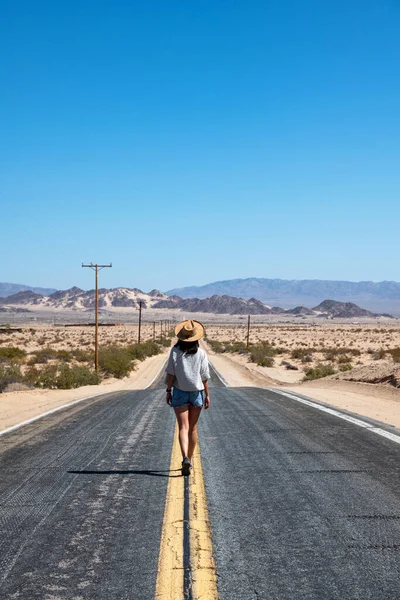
[171,388,204,408]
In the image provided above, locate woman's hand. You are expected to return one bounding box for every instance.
[166,391,172,405]
[204,395,210,409]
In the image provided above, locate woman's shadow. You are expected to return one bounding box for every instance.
[68,468,182,478]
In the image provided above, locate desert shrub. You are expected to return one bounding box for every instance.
[128,341,161,361]
[250,346,270,364]
[337,355,352,364]
[207,339,249,354]
[25,364,99,389]
[323,347,361,360]
[291,348,313,360]
[28,348,74,365]
[55,364,100,389]
[153,336,171,347]
[0,347,27,362]
[258,356,275,367]
[302,354,313,363]
[388,348,400,363]
[25,365,58,388]
[224,341,248,353]
[72,348,95,362]
[374,348,386,360]
[249,342,281,366]
[339,363,353,372]
[55,350,73,362]
[207,340,226,353]
[324,350,337,362]
[303,363,335,381]
[0,364,24,392]
[99,346,134,378]
[28,347,59,364]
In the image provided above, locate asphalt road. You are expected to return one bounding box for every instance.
[0,382,176,600]
[1,369,400,599]
[199,383,400,600]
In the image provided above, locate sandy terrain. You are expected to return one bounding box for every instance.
[0,350,168,433]
[205,322,400,382]
[285,380,400,429]
[204,342,400,430]
[0,322,167,354]
[205,322,400,352]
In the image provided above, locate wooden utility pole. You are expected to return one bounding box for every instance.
[246,314,251,349]
[82,262,112,370]
[153,321,156,340]
[138,300,143,344]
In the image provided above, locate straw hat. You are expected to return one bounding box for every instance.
[175,319,205,342]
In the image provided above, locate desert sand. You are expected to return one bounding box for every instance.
[204,341,400,429]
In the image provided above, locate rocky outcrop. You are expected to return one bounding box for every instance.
[286,306,315,316]
[331,361,400,387]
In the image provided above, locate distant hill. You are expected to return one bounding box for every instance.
[154,295,391,319]
[0,287,169,310]
[153,295,277,315]
[166,278,400,314]
[313,300,376,319]
[0,282,57,298]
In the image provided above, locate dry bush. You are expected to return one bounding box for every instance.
[388,348,400,363]
[0,364,24,391]
[303,363,335,381]
[0,347,27,362]
[25,364,100,389]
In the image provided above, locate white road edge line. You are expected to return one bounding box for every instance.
[0,358,168,438]
[144,358,167,389]
[209,362,229,387]
[268,389,400,446]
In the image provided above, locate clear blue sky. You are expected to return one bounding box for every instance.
[1,0,399,292]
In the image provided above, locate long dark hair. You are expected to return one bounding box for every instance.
[175,340,199,355]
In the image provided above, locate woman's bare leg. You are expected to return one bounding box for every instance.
[174,406,190,458]
[188,406,202,460]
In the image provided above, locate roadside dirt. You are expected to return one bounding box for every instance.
[205,343,400,429]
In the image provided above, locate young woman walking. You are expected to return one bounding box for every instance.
[165,319,210,476]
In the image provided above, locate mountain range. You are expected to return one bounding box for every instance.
[0,282,57,298]
[166,278,400,314]
[0,287,392,319]
[0,287,167,311]
[154,296,389,319]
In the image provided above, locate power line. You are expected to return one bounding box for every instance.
[137,300,144,344]
[82,262,112,370]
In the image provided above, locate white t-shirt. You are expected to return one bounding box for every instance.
[166,346,210,392]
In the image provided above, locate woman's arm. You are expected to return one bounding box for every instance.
[166,373,174,405]
[203,379,210,409]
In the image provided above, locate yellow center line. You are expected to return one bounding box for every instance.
[155,424,185,599]
[155,425,218,600]
[190,444,219,599]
